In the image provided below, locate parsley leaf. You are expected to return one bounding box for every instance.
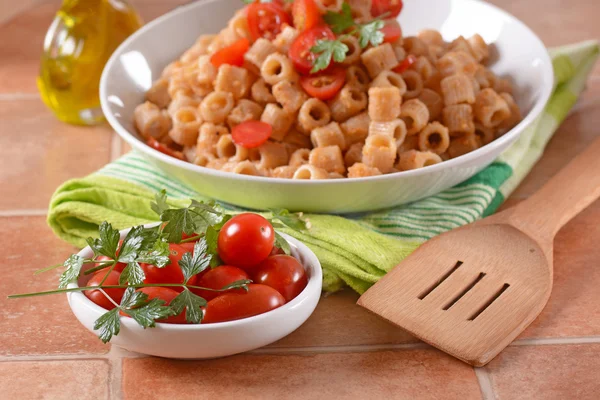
[270,209,309,231]
[220,279,252,292]
[204,225,223,268]
[170,289,207,324]
[274,232,291,255]
[86,221,120,259]
[124,298,174,328]
[117,225,146,263]
[136,236,170,268]
[359,19,385,48]
[160,200,223,243]
[179,239,211,283]
[310,39,349,73]
[323,2,354,34]
[119,261,146,285]
[150,189,170,216]
[93,308,120,344]
[58,255,85,289]
[119,286,148,309]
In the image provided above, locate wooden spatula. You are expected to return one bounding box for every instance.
[358,137,600,367]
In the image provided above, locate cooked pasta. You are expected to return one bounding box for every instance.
[418,122,450,154]
[362,134,397,173]
[200,91,234,124]
[400,99,430,135]
[261,103,295,141]
[297,98,331,134]
[227,99,263,129]
[341,112,370,146]
[397,150,443,170]
[329,85,368,122]
[309,146,345,174]
[134,102,171,140]
[169,106,202,146]
[361,43,399,79]
[311,122,346,149]
[474,88,511,128]
[368,87,402,122]
[293,164,329,180]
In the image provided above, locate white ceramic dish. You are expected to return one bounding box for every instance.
[100,0,553,213]
[67,229,322,359]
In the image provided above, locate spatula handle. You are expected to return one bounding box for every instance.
[510,136,600,241]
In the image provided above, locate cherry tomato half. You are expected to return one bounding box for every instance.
[232,120,272,148]
[381,19,402,44]
[371,0,404,18]
[289,26,336,75]
[300,66,346,100]
[210,38,250,68]
[121,287,187,324]
[292,0,322,31]
[217,213,275,270]
[252,255,308,302]
[84,270,126,310]
[146,137,184,160]
[202,284,285,323]
[247,1,291,41]
[393,54,416,74]
[192,265,250,301]
[141,243,198,292]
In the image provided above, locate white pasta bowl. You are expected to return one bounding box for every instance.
[100,0,553,213]
[66,229,322,359]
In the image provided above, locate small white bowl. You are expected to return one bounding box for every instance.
[100,0,553,212]
[66,229,322,359]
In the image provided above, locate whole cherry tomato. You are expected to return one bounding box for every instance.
[202,284,285,323]
[232,120,273,148]
[141,243,198,292]
[121,287,187,324]
[210,38,250,68]
[191,265,249,301]
[84,270,125,310]
[292,0,322,31]
[289,26,336,75]
[95,255,126,273]
[300,66,346,100]
[217,213,275,270]
[252,255,308,302]
[371,0,404,18]
[247,1,291,41]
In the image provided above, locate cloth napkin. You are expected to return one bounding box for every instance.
[48,40,599,294]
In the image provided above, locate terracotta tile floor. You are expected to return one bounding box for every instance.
[1,0,599,399]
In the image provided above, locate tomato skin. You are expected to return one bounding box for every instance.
[84,270,126,310]
[292,0,322,31]
[247,2,291,41]
[202,284,286,323]
[393,54,416,74]
[210,38,250,68]
[371,0,404,18]
[217,213,275,270]
[146,137,184,160]
[141,244,198,292]
[270,246,286,256]
[121,287,187,324]
[191,265,250,301]
[289,26,336,75]
[300,67,346,100]
[252,255,308,302]
[232,120,272,148]
[95,255,126,273]
[381,20,402,44]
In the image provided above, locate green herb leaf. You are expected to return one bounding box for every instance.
[274,231,291,255]
[119,262,146,285]
[123,298,174,328]
[270,209,309,231]
[150,189,170,216]
[119,287,149,309]
[136,236,170,268]
[160,201,223,243]
[117,225,145,263]
[170,289,207,324]
[93,308,120,343]
[86,221,121,259]
[310,39,349,73]
[323,2,355,34]
[358,19,385,48]
[58,255,85,289]
[220,279,252,292]
[179,239,211,283]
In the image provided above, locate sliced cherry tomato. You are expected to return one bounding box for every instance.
[141,243,198,292]
[381,19,402,44]
[210,38,250,68]
[300,66,346,100]
[371,0,404,18]
[121,287,187,324]
[202,284,285,323]
[289,26,336,75]
[146,137,184,160]
[253,255,308,302]
[191,265,250,301]
[247,1,291,41]
[292,0,322,31]
[393,54,417,74]
[231,120,272,149]
[95,255,127,273]
[84,270,126,310]
[217,213,275,270]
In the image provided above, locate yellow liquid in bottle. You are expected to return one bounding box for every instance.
[37,0,142,125]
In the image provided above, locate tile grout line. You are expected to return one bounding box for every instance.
[107,346,124,400]
[511,336,600,346]
[250,342,430,355]
[0,209,48,217]
[474,368,496,400]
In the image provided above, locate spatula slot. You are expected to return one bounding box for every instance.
[468,283,511,321]
[443,273,486,310]
[418,261,463,300]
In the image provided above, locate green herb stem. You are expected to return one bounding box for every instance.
[83,261,116,276]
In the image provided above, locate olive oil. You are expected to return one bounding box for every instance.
[37,0,142,125]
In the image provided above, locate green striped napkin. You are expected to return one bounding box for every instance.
[48,40,599,294]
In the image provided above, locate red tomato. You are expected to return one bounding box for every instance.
[210,38,250,68]
[292,0,322,31]
[247,1,291,41]
[84,270,126,310]
[95,255,126,273]
[191,265,249,301]
[252,255,308,302]
[300,66,346,100]
[180,232,199,242]
[289,26,336,75]
[231,120,272,148]
[381,20,402,44]
[217,213,275,270]
[371,0,404,18]
[393,54,416,74]
[122,287,187,324]
[141,244,197,292]
[178,241,197,253]
[270,246,285,256]
[146,137,184,160]
[202,284,285,323]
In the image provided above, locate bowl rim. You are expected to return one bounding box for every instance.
[67,228,323,331]
[100,0,554,185]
